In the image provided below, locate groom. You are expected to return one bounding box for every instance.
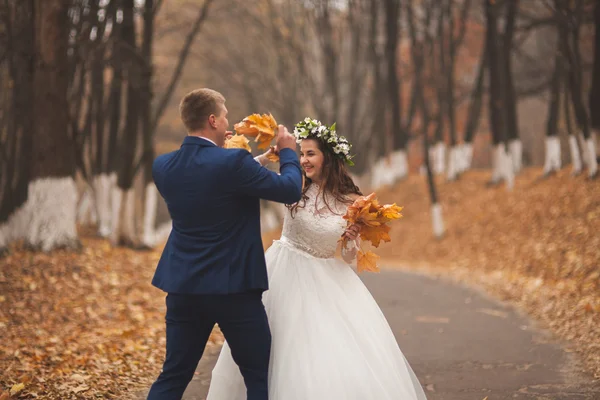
[147,88,302,400]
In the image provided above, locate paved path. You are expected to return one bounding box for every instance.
[139,269,600,399]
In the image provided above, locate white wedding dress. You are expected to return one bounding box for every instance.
[207,184,427,400]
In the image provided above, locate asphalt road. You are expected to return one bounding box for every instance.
[138,268,600,400]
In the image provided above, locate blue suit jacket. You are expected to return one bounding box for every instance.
[151,136,302,294]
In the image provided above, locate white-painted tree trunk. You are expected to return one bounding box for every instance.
[503,148,515,190]
[370,157,395,189]
[141,183,158,247]
[542,136,562,175]
[432,142,446,174]
[431,203,445,239]
[19,177,79,251]
[93,173,114,238]
[123,188,136,244]
[154,221,172,244]
[261,207,281,233]
[110,186,137,246]
[446,145,460,181]
[390,150,408,182]
[460,142,473,172]
[509,139,522,173]
[0,225,7,252]
[76,186,97,225]
[569,134,583,175]
[109,186,123,246]
[585,135,598,178]
[490,143,504,184]
[491,144,514,190]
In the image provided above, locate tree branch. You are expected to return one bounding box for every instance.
[151,0,214,133]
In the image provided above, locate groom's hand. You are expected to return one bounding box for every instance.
[275,125,296,151]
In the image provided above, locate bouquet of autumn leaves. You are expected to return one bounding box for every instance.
[224,113,280,162]
[340,193,403,273]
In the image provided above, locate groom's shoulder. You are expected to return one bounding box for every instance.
[214,148,253,167]
[153,151,177,169]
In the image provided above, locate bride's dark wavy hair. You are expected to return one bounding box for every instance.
[287,137,362,217]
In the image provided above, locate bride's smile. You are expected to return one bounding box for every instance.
[300,139,324,182]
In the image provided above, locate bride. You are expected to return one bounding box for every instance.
[207,118,427,400]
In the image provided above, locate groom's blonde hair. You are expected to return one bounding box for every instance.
[179,88,226,132]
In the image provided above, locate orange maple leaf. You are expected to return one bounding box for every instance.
[357,250,380,273]
[360,224,391,248]
[380,204,403,220]
[234,113,278,150]
[265,151,280,163]
[224,134,252,152]
[340,192,403,272]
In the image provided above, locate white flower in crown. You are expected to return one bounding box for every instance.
[293,118,355,166]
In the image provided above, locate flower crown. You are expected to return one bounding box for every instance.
[292,118,355,166]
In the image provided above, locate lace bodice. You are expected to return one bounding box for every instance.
[280,184,353,259]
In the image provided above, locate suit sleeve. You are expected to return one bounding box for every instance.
[231,148,303,204]
[152,154,168,196]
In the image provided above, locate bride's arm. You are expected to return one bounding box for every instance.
[341,238,360,264]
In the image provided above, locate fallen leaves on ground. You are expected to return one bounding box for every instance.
[0,235,224,399]
[340,192,403,273]
[374,168,599,379]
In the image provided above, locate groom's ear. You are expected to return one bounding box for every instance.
[208,114,216,128]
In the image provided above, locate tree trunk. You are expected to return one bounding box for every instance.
[445,0,461,181]
[449,0,472,175]
[384,0,407,182]
[587,0,600,178]
[589,0,600,133]
[141,0,157,247]
[462,44,487,172]
[502,0,521,173]
[485,0,513,189]
[407,0,444,238]
[26,0,79,251]
[96,1,124,238]
[433,2,447,176]
[112,0,140,246]
[0,0,35,253]
[543,31,563,177]
[564,74,584,175]
[368,0,390,189]
[563,0,597,177]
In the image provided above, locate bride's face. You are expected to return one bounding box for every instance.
[300,139,324,182]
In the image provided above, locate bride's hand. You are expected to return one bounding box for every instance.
[264,145,278,157]
[343,224,361,241]
[255,146,278,166]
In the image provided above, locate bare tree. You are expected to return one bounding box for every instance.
[407,0,444,238]
[503,0,522,173]
[485,0,514,189]
[384,0,409,182]
[589,0,600,178]
[556,0,597,177]
[461,44,487,172]
[445,0,472,181]
[542,27,564,177]
[0,0,35,253]
[25,0,79,251]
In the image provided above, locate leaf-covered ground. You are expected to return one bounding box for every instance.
[374,168,600,379]
[0,234,224,399]
[0,167,598,399]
